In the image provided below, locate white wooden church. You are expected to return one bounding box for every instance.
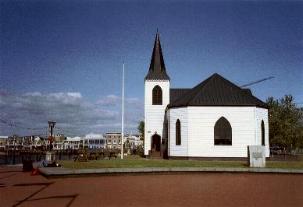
[144,32,269,159]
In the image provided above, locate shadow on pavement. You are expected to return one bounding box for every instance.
[12,182,54,207]
[12,181,78,207]
[25,194,79,207]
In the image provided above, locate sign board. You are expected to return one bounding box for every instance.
[248,145,266,167]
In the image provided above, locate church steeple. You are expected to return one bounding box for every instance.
[145,31,170,80]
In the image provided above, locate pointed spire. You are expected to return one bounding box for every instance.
[145,31,170,80]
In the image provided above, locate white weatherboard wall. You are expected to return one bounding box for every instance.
[255,107,270,157]
[168,108,188,157]
[168,106,269,158]
[144,80,170,155]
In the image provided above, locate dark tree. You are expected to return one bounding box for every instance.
[137,121,144,140]
[267,95,303,152]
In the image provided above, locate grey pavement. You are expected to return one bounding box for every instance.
[39,166,303,178]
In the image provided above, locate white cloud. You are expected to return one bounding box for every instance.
[97,95,143,107]
[24,92,42,96]
[67,92,82,98]
[0,91,143,136]
[97,95,120,106]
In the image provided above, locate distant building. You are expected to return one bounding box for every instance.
[63,137,81,150]
[22,136,35,150]
[54,134,65,142]
[124,134,143,150]
[0,136,8,150]
[6,135,24,150]
[105,132,122,149]
[54,134,105,150]
[84,133,105,149]
[33,136,48,149]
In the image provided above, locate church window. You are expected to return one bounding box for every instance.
[261,120,265,146]
[214,117,232,145]
[152,85,162,105]
[176,119,181,145]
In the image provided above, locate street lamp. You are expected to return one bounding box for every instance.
[46,121,56,163]
[13,137,16,165]
[48,121,56,151]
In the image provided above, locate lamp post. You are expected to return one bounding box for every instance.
[46,121,56,163]
[48,121,56,151]
[13,137,16,165]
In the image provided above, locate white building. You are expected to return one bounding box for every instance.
[84,133,105,149]
[0,136,8,150]
[64,136,81,150]
[59,134,105,150]
[144,32,269,159]
[104,132,122,149]
[125,134,143,150]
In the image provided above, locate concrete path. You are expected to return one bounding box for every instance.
[39,166,303,178]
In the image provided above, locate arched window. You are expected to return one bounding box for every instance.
[152,85,162,105]
[214,117,232,145]
[176,119,181,145]
[261,120,265,146]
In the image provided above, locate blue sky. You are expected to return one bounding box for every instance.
[0,1,302,136]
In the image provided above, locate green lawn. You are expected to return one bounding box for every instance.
[59,157,303,170]
[266,161,303,169]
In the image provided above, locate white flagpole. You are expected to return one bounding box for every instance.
[121,63,125,159]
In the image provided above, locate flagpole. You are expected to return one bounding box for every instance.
[121,63,125,159]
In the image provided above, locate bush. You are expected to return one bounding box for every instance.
[134,144,144,157]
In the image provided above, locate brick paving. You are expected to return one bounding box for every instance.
[0,166,302,207]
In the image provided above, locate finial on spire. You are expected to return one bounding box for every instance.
[156,28,160,42]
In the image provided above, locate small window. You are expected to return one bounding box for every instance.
[261,120,265,146]
[214,117,232,145]
[176,119,181,145]
[152,85,162,105]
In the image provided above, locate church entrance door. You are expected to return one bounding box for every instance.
[151,134,161,152]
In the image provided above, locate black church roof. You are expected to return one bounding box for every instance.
[145,32,170,80]
[169,73,267,108]
[170,88,191,104]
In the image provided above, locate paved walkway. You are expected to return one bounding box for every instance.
[39,166,303,178]
[1,166,303,207]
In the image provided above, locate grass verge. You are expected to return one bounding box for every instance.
[58,157,303,170]
[266,161,303,169]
